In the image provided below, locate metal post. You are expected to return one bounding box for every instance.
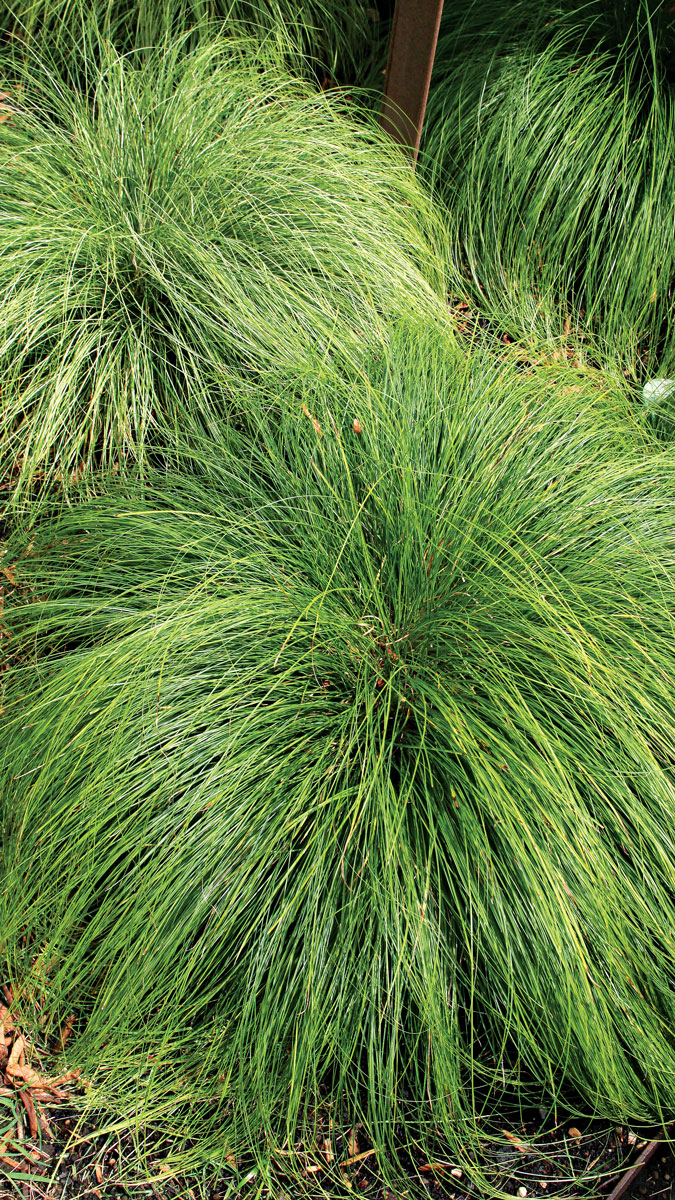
[380,0,444,161]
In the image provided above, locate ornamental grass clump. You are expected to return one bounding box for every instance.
[0,33,447,513]
[2,333,675,1188]
[423,0,675,376]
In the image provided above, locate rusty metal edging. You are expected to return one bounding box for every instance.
[605,1138,663,1200]
[380,0,445,161]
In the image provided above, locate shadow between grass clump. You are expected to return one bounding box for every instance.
[0,31,448,515]
[1,333,675,1195]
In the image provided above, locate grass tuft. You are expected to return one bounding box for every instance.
[0,32,448,514]
[2,333,675,1190]
[423,0,675,377]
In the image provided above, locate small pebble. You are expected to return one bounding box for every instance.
[517,1188,528,1197]
[450,1167,462,1178]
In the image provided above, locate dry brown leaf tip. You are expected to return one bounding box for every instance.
[18,1087,39,1139]
[7,1033,25,1071]
[502,1128,531,1154]
[57,1013,76,1050]
[346,1127,359,1159]
[301,401,322,436]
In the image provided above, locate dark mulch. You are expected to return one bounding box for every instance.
[626,1148,675,1200]
[2,1083,673,1200]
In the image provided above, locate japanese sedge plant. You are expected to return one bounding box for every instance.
[423,0,675,377]
[0,0,384,84]
[0,32,448,514]
[2,330,675,1193]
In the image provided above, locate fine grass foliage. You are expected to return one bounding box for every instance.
[0,32,447,513]
[423,0,675,377]
[2,333,675,1191]
[0,0,383,84]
